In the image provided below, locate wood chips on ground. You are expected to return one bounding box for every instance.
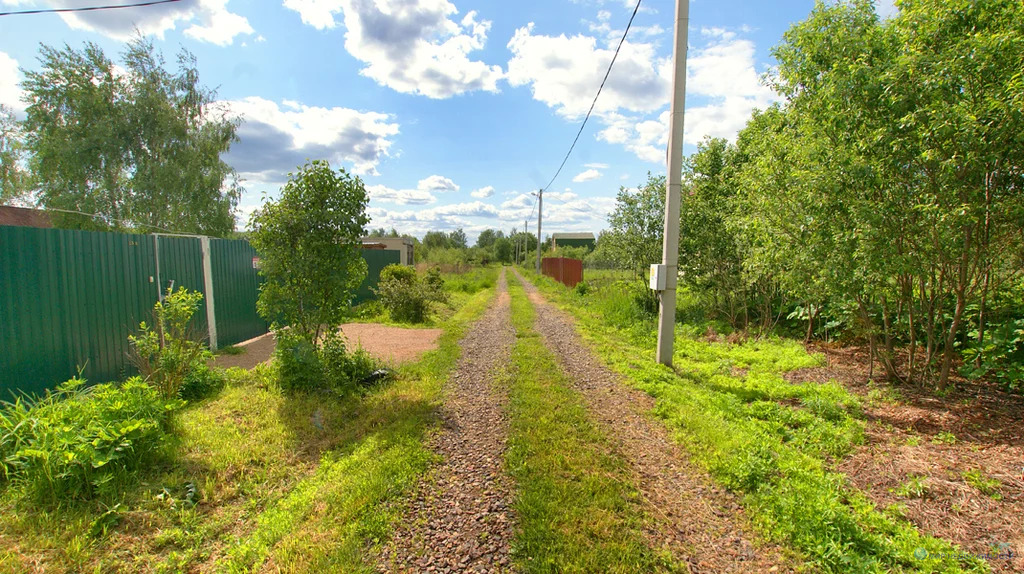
[786,344,1024,572]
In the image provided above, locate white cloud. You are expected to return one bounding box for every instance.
[3,0,254,45]
[366,200,500,237]
[592,29,777,162]
[368,175,461,205]
[506,23,670,119]
[470,185,494,198]
[284,0,503,98]
[572,168,602,182]
[0,51,24,116]
[222,96,399,183]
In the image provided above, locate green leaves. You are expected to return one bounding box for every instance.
[21,37,241,235]
[249,159,370,342]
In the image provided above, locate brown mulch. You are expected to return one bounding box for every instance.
[512,269,797,573]
[208,324,442,371]
[377,269,517,573]
[785,344,1024,572]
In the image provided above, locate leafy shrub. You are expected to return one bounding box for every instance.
[0,378,181,504]
[376,264,448,323]
[178,363,227,401]
[129,287,211,399]
[274,330,380,394]
[274,330,323,392]
[320,332,378,390]
[573,280,591,296]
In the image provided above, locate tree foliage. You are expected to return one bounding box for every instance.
[249,160,369,342]
[601,173,665,276]
[21,38,241,235]
[0,105,32,203]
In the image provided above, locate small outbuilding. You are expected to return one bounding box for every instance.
[361,236,414,266]
[0,206,52,229]
[551,232,596,252]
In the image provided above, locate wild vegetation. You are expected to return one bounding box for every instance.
[525,269,989,573]
[595,0,1024,391]
[0,268,498,572]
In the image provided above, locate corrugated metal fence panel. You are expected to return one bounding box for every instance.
[541,257,583,288]
[0,227,156,397]
[210,238,268,346]
[354,249,401,304]
[156,235,207,337]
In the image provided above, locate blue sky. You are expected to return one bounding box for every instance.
[0,0,895,241]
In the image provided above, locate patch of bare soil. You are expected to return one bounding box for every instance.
[341,323,442,365]
[512,270,796,573]
[209,332,277,370]
[787,344,1024,572]
[208,324,443,371]
[377,269,516,573]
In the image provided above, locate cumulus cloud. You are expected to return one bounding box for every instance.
[222,96,399,183]
[284,0,503,98]
[506,23,670,119]
[368,174,461,205]
[0,52,24,116]
[591,27,777,162]
[366,201,500,236]
[470,185,494,198]
[3,0,253,45]
[572,168,602,182]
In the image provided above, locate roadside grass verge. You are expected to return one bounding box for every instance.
[503,279,679,573]
[520,271,986,573]
[350,265,498,326]
[0,286,496,574]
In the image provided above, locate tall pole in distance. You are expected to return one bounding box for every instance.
[535,189,543,274]
[523,219,528,265]
[656,0,689,366]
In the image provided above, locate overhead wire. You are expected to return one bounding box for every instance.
[0,0,181,17]
[538,0,643,194]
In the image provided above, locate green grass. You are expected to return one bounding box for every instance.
[503,279,679,573]
[521,270,987,574]
[215,345,246,356]
[0,286,496,574]
[962,470,1002,500]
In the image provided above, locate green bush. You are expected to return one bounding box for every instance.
[129,287,211,399]
[375,264,447,323]
[274,330,380,394]
[274,331,323,392]
[0,378,181,504]
[178,363,227,401]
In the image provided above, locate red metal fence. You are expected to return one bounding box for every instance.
[541,257,583,288]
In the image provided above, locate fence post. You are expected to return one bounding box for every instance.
[200,237,218,351]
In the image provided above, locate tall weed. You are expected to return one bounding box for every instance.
[0,378,181,504]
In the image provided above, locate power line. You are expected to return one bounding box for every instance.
[539,0,643,193]
[0,0,181,17]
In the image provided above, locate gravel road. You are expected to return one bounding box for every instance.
[512,269,795,573]
[378,269,516,573]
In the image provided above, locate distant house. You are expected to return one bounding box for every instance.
[361,236,414,266]
[0,206,52,229]
[551,232,596,252]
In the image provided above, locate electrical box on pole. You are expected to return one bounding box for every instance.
[649,264,668,291]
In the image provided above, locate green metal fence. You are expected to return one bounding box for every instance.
[1,226,395,397]
[354,249,400,304]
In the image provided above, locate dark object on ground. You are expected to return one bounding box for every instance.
[362,369,394,385]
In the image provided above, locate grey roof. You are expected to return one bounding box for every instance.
[552,232,595,240]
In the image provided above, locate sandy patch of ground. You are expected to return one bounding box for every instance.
[210,324,443,371]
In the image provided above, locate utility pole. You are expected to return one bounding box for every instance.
[655,0,689,366]
[534,189,543,274]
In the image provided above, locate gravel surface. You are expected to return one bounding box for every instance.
[512,270,796,573]
[209,324,443,371]
[377,269,516,573]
